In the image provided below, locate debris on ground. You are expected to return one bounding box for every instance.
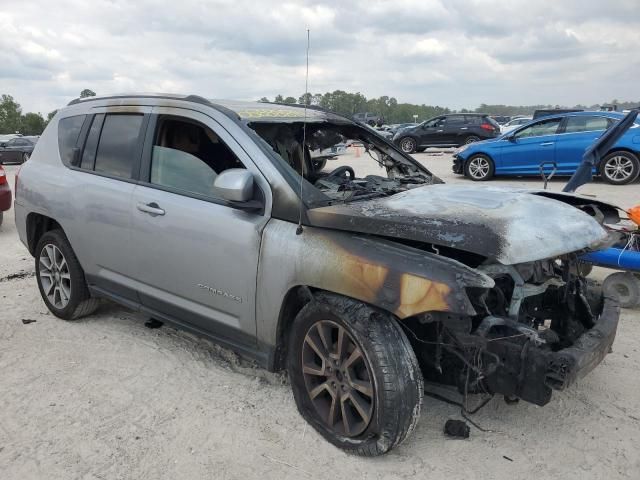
[144,319,164,329]
[21,319,37,324]
[503,455,514,462]
[444,419,470,439]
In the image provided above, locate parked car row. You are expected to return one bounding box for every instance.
[452,111,640,185]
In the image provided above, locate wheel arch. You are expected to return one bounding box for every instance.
[26,212,63,256]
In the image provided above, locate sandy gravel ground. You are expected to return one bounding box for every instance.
[1,155,639,479]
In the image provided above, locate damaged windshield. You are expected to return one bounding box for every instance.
[249,121,440,204]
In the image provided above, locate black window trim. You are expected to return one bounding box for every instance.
[66,112,150,185]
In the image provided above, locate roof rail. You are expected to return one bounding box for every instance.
[67,93,214,107]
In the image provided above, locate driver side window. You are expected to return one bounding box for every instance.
[515,118,562,139]
[424,117,445,128]
[150,117,246,199]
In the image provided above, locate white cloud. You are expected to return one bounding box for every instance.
[0,0,638,115]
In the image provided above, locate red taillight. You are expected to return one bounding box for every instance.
[0,167,6,186]
[480,123,495,131]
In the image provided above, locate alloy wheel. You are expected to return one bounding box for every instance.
[604,155,634,182]
[400,138,415,153]
[468,157,490,179]
[301,320,374,437]
[39,244,71,309]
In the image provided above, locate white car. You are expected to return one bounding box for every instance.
[500,117,532,134]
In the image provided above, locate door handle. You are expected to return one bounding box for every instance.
[540,142,554,146]
[436,129,444,133]
[137,202,165,216]
[460,127,468,130]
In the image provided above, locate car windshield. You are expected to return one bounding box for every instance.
[249,121,440,205]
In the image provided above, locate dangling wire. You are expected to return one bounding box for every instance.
[296,29,310,236]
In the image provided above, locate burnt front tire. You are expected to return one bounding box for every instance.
[35,230,100,320]
[464,154,495,181]
[398,137,417,154]
[600,151,640,185]
[287,293,423,456]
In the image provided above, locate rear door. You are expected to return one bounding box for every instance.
[498,117,563,175]
[130,106,271,353]
[63,107,151,302]
[441,115,466,144]
[554,115,612,174]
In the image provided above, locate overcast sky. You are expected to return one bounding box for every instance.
[1,0,638,115]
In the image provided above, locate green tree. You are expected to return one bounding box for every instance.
[274,94,284,103]
[258,97,269,103]
[0,94,22,133]
[20,112,47,135]
[47,110,58,122]
[80,89,96,98]
[283,96,297,104]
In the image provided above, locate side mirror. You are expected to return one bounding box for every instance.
[506,133,517,142]
[213,168,256,203]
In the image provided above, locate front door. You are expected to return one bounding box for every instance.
[130,107,270,353]
[417,116,446,146]
[499,117,563,175]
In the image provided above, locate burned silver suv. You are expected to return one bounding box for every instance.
[14,94,621,456]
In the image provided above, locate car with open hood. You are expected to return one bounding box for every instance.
[14,94,625,456]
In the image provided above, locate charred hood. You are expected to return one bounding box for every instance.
[307,184,613,265]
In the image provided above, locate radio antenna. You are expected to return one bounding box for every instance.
[296,29,310,235]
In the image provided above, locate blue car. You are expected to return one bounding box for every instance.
[452,111,640,185]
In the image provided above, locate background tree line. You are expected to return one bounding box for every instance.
[0,89,95,136]
[260,91,639,124]
[2,88,637,135]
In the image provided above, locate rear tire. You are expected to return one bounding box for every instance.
[22,152,30,163]
[465,154,495,181]
[464,135,480,145]
[600,151,639,185]
[35,230,100,320]
[287,293,423,456]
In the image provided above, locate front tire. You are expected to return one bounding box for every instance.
[287,293,423,456]
[22,152,30,163]
[398,137,417,154]
[35,230,100,320]
[600,151,639,185]
[465,154,495,181]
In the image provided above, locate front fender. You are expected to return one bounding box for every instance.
[256,219,494,348]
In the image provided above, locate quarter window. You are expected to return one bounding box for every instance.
[57,115,86,166]
[515,118,562,138]
[80,114,105,170]
[94,114,144,179]
[149,117,246,198]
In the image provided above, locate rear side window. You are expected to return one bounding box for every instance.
[58,115,87,166]
[564,116,610,133]
[80,114,105,170]
[94,114,144,179]
[446,115,465,125]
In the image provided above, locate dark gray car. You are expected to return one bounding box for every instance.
[0,136,36,164]
[13,94,622,456]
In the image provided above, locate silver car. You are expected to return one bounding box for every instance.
[15,94,622,455]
